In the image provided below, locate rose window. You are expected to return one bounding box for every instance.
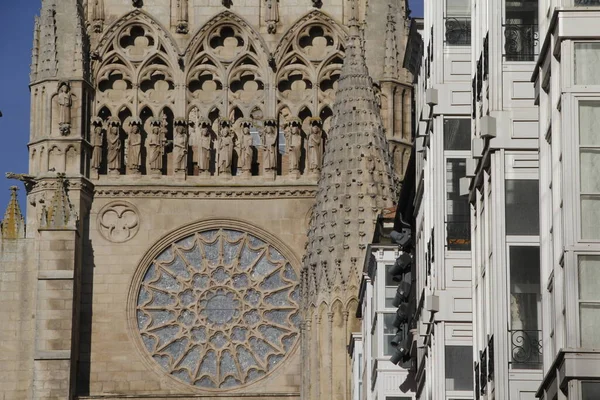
[135,228,301,389]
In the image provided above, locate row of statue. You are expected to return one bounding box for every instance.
[90,115,325,178]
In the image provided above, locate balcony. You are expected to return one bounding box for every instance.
[503,24,539,61]
[445,17,471,46]
[509,329,542,369]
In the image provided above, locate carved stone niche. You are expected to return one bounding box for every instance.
[97,201,140,243]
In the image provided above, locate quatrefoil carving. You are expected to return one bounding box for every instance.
[98,201,140,243]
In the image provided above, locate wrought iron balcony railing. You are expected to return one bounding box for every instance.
[575,0,600,5]
[509,329,542,369]
[445,17,471,46]
[446,219,471,251]
[503,24,539,61]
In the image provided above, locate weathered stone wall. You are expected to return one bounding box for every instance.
[0,239,36,400]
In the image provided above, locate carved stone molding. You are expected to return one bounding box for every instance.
[97,201,140,243]
[94,185,318,199]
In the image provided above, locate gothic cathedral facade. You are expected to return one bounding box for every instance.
[0,0,412,399]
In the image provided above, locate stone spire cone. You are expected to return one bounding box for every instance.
[1,187,25,240]
[301,18,396,400]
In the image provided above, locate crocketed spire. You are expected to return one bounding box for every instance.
[41,175,77,229]
[1,187,25,240]
[303,18,396,307]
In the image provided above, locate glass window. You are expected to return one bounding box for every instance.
[505,180,539,236]
[446,159,471,250]
[579,102,600,240]
[385,264,397,308]
[509,246,542,369]
[445,0,471,46]
[575,44,600,85]
[578,256,600,348]
[504,0,538,61]
[445,346,474,391]
[582,381,600,399]
[444,119,471,150]
[383,313,397,356]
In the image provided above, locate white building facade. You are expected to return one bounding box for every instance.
[467,0,543,397]
[408,0,476,396]
[532,1,600,399]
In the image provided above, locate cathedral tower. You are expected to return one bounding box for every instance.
[0,1,412,399]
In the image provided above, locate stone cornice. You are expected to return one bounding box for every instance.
[94,183,318,199]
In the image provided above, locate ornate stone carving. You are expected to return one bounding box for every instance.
[132,227,300,389]
[147,118,166,175]
[57,82,73,136]
[127,118,143,174]
[173,118,189,175]
[107,118,122,175]
[218,120,234,175]
[132,0,143,8]
[94,187,318,199]
[307,118,324,175]
[238,119,254,176]
[262,119,278,173]
[91,117,104,172]
[97,201,139,243]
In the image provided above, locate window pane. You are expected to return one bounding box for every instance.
[446,159,471,250]
[385,265,396,308]
[580,303,600,348]
[383,313,396,356]
[575,43,600,85]
[580,149,600,193]
[581,195,600,240]
[445,346,474,391]
[447,0,470,16]
[582,381,600,400]
[579,101,600,146]
[504,0,538,61]
[510,246,541,331]
[578,256,600,301]
[444,119,471,150]
[505,180,539,236]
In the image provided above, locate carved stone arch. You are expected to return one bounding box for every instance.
[228,54,266,119]
[273,10,348,65]
[94,9,181,61]
[185,11,270,67]
[137,54,177,108]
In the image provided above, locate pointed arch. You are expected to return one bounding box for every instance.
[273,10,348,64]
[185,10,270,68]
[95,9,181,60]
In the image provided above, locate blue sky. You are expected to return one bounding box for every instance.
[0,1,423,216]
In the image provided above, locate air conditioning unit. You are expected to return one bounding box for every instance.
[472,138,484,159]
[459,177,471,197]
[480,115,497,139]
[466,158,477,177]
[425,88,438,106]
[425,294,439,313]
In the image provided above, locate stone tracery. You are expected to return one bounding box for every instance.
[135,228,300,389]
[90,10,347,179]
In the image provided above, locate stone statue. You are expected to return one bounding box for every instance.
[176,0,189,33]
[239,120,254,174]
[265,0,279,34]
[262,119,278,173]
[287,118,302,174]
[127,119,143,173]
[173,118,189,174]
[198,119,213,174]
[147,118,165,175]
[91,117,104,171]
[307,118,324,174]
[107,118,122,174]
[218,120,234,175]
[57,82,72,136]
[91,0,104,32]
